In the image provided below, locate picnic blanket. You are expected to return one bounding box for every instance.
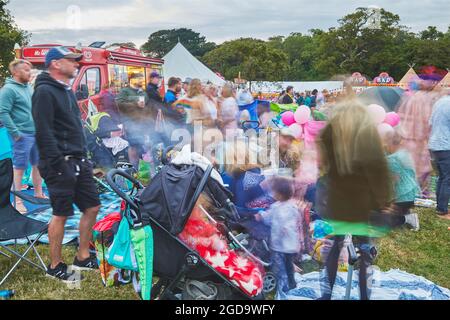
[2,192,122,246]
[282,269,450,300]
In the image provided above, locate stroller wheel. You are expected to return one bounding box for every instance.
[182,280,218,300]
[263,272,277,294]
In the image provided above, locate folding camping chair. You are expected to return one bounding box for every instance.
[0,158,49,287]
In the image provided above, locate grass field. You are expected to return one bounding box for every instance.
[1,207,449,300]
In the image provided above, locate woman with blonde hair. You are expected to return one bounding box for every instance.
[174,79,216,131]
[317,100,392,300]
[223,139,274,209]
[204,83,219,125]
[186,79,216,128]
[217,83,239,138]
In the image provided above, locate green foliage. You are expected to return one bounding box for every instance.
[310,8,412,80]
[141,28,216,58]
[202,8,449,82]
[2,4,449,85]
[403,27,450,72]
[2,207,448,299]
[376,207,450,289]
[0,0,30,85]
[203,38,289,81]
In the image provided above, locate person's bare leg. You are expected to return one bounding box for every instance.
[13,168,25,192]
[77,205,100,260]
[32,166,47,198]
[48,216,68,268]
[13,168,27,213]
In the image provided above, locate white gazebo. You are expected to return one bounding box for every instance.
[162,42,226,86]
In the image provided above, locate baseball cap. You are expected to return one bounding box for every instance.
[150,71,161,79]
[45,47,83,68]
[183,77,192,84]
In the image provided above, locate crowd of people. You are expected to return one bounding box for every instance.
[255,87,342,111]
[0,46,449,299]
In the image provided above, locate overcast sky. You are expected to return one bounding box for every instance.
[7,0,450,48]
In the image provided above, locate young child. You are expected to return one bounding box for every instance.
[382,126,420,230]
[255,176,302,298]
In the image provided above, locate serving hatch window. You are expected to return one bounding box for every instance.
[108,65,146,94]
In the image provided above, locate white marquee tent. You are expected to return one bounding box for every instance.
[162,42,226,86]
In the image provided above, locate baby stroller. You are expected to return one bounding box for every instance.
[106,163,271,300]
[84,112,129,169]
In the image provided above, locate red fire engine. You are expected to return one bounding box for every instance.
[16,43,164,119]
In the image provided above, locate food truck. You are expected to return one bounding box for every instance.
[16,43,164,119]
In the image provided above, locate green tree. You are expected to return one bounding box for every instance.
[267,36,285,50]
[313,8,411,80]
[403,26,450,71]
[0,0,29,85]
[141,28,216,58]
[203,38,289,81]
[280,32,322,80]
[420,26,444,40]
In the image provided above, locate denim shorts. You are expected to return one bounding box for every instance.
[10,133,39,169]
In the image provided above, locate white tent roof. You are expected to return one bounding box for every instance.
[162,43,226,86]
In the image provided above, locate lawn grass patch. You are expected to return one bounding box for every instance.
[1,208,449,299]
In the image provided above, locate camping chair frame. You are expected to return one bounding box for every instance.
[0,181,50,287]
[0,230,48,287]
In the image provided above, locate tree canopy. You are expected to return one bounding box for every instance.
[0,0,29,84]
[141,28,216,58]
[1,6,448,84]
[202,8,449,81]
[203,38,289,81]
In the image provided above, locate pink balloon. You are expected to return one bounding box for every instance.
[281,111,296,126]
[289,123,303,139]
[384,112,400,127]
[367,104,386,125]
[294,106,311,124]
[377,123,395,139]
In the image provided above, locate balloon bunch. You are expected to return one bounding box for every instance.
[367,104,401,137]
[281,106,311,139]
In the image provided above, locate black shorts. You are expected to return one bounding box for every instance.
[38,158,101,217]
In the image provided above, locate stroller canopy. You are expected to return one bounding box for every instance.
[139,164,233,235]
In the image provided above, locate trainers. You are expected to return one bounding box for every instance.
[405,213,420,231]
[46,262,82,283]
[72,255,98,271]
